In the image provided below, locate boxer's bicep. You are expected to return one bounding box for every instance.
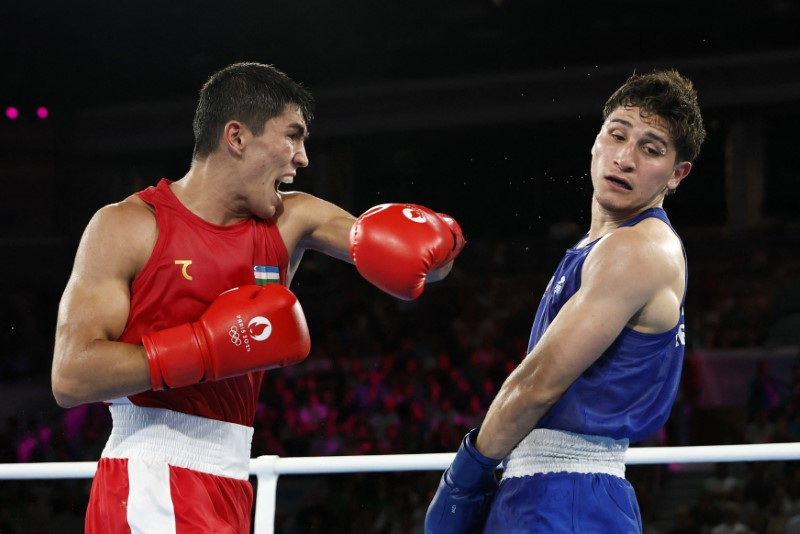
[52,202,155,406]
[278,192,356,263]
[60,203,146,337]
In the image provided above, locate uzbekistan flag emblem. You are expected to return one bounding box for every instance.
[253,265,280,286]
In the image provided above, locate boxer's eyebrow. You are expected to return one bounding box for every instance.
[609,118,670,149]
[288,123,309,139]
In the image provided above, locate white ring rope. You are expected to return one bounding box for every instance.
[1,442,799,481]
[3,443,800,534]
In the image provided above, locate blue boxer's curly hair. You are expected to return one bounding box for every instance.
[192,62,315,159]
[603,69,706,164]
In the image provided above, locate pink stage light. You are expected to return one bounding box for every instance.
[5,106,19,120]
[36,106,49,119]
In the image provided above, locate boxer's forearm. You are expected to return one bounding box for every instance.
[474,345,566,460]
[51,338,152,408]
[475,387,554,460]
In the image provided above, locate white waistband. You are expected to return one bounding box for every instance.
[102,405,254,480]
[502,428,628,479]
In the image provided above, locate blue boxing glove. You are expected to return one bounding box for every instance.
[425,428,501,534]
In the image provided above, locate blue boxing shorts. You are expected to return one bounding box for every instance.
[483,429,642,533]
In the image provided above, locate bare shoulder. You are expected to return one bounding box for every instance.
[91,195,156,252]
[77,194,158,280]
[102,193,154,219]
[279,191,352,221]
[585,218,685,331]
[276,191,355,257]
[592,218,683,276]
[275,191,323,241]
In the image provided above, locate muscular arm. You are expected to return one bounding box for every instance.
[278,191,456,286]
[291,194,356,262]
[276,192,355,285]
[52,198,157,408]
[475,225,684,459]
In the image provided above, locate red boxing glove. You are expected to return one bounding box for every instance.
[141,284,310,391]
[436,212,466,265]
[349,203,466,300]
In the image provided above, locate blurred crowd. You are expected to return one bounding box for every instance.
[1,233,799,532]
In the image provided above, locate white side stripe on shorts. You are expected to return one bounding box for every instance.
[127,456,177,534]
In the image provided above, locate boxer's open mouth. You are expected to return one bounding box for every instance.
[606,176,632,190]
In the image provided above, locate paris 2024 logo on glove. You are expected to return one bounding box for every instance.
[228,315,272,351]
[402,207,427,224]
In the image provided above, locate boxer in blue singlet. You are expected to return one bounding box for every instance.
[426,69,707,533]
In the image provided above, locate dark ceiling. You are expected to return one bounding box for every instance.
[4,0,800,109]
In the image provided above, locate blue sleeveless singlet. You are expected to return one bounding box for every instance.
[530,207,687,444]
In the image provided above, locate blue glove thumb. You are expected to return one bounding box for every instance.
[425,428,501,534]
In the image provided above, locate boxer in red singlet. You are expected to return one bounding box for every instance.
[52,62,465,533]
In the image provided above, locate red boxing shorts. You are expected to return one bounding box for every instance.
[85,404,255,533]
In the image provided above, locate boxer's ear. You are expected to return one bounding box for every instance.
[667,161,691,194]
[223,120,247,156]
